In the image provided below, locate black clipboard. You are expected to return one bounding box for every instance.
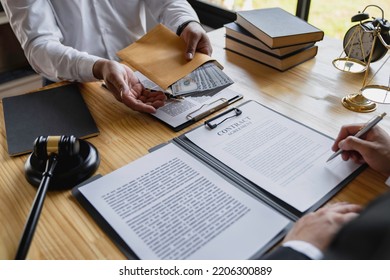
[157,93,243,132]
[172,100,366,218]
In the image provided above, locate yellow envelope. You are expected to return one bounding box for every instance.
[117,24,221,90]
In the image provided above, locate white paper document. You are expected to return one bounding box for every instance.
[185,101,361,212]
[78,143,290,260]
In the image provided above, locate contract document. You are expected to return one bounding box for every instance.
[74,143,290,260]
[185,101,361,212]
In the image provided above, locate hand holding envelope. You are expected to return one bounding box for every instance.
[116,24,224,91]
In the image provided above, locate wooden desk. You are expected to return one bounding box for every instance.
[1,29,389,259]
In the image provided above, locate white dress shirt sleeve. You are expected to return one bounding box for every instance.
[145,0,200,33]
[2,0,101,82]
[386,176,390,187]
[2,0,200,83]
[283,240,324,260]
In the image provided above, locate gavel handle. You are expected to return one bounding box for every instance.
[15,154,58,260]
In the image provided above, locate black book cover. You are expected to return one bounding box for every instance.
[2,83,99,156]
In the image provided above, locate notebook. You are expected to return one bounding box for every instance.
[2,83,99,156]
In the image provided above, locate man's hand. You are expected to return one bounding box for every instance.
[180,21,212,60]
[93,59,166,113]
[332,124,390,177]
[283,202,361,252]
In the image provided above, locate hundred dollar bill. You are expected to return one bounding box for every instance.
[170,62,233,96]
[170,73,200,95]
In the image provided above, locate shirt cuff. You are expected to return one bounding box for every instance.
[386,176,390,187]
[76,54,102,82]
[282,240,324,260]
[176,20,202,36]
[171,15,199,34]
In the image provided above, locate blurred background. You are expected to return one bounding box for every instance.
[191,0,390,39]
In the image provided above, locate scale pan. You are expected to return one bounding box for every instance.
[332,58,367,73]
[361,85,390,104]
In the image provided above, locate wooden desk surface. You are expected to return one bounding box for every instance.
[1,28,389,259]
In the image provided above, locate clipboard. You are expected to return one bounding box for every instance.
[172,100,366,217]
[134,71,242,131]
[157,92,243,132]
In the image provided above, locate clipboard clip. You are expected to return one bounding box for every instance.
[204,107,242,129]
[186,98,227,120]
[186,94,243,122]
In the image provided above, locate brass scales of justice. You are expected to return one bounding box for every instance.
[332,5,390,113]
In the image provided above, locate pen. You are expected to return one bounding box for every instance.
[192,95,242,122]
[326,112,387,162]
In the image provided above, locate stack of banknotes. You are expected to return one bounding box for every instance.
[169,62,234,97]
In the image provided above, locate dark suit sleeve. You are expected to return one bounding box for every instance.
[324,190,390,259]
[260,246,311,260]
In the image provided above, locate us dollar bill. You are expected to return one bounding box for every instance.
[170,62,233,96]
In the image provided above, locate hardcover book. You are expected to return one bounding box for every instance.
[225,36,318,71]
[235,7,324,49]
[224,22,315,57]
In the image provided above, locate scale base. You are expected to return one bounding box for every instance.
[341,92,377,113]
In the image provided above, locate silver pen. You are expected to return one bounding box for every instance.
[326,112,387,162]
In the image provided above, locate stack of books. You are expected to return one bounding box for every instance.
[225,7,324,71]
